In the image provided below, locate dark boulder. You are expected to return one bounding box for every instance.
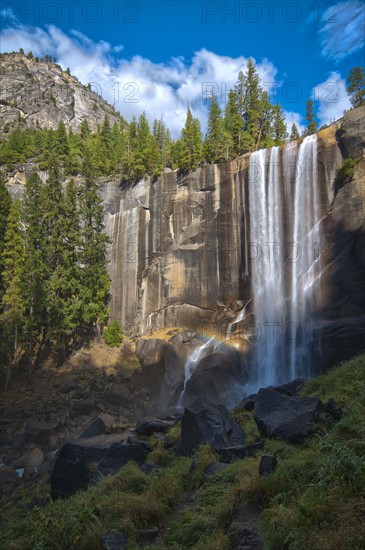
[51,442,106,499]
[78,413,115,439]
[253,389,324,442]
[135,417,175,436]
[204,462,230,477]
[270,379,305,397]
[184,351,244,408]
[139,528,159,541]
[238,393,258,411]
[259,455,277,476]
[218,441,265,464]
[176,399,245,456]
[100,531,128,550]
[94,442,148,480]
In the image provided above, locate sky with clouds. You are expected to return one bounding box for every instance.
[0,0,364,137]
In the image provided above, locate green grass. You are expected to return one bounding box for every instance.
[1,354,364,549]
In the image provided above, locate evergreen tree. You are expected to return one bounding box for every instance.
[22,173,48,380]
[346,66,365,108]
[204,95,233,162]
[54,121,69,158]
[80,120,91,140]
[305,99,318,135]
[243,58,263,146]
[79,151,110,339]
[224,89,243,156]
[0,175,11,303]
[176,107,202,172]
[272,103,288,145]
[290,123,300,141]
[0,200,25,389]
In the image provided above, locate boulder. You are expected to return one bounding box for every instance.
[93,442,148,480]
[204,462,230,477]
[139,528,159,541]
[259,455,277,476]
[135,417,175,436]
[270,379,305,397]
[253,389,324,442]
[238,394,258,411]
[51,442,107,499]
[176,399,245,456]
[14,447,44,468]
[184,350,245,408]
[218,441,265,464]
[78,414,115,439]
[100,532,128,550]
[132,338,184,413]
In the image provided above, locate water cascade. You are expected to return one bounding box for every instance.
[247,135,325,391]
[226,299,252,338]
[177,336,216,410]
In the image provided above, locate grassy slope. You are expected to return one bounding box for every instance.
[1,354,364,550]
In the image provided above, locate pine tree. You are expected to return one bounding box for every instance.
[346,66,365,108]
[54,121,69,158]
[224,89,243,156]
[176,107,202,172]
[305,99,318,135]
[1,200,25,389]
[22,173,48,380]
[290,123,300,141]
[0,175,11,303]
[204,95,233,163]
[243,58,263,145]
[272,103,288,145]
[79,150,110,340]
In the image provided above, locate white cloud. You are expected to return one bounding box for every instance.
[0,22,295,138]
[311,72,351,126]
[320,0,365,61]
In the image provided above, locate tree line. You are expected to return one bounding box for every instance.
[1,60,364,180]
[0,154,109,388]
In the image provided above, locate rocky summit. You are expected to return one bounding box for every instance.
[0,52,121,134]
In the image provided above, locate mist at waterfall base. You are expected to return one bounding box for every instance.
[177,135,326,408]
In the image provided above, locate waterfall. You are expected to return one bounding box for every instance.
[226,299,252,338]
[176,336,216,411]
[248,135,323,391]
[248,146,286,388]
[289,134,321,379]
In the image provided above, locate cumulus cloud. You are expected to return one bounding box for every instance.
[311,72,351,126]
[0,21,292,137]
[319,0,365,61]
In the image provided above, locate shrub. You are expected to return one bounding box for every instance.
[103,320,123,347]
[335,157,356,194]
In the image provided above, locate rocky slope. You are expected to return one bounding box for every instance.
[0,52,121,133]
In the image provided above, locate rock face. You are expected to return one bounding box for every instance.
[0,53,121,134]
[103,107,365,366]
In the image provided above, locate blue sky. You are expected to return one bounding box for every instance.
[0,0,364,136]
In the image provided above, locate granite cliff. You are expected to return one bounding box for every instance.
[0,53,121,134]
[104,107,365,365]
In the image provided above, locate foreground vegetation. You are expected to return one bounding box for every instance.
[1,353,364,549]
